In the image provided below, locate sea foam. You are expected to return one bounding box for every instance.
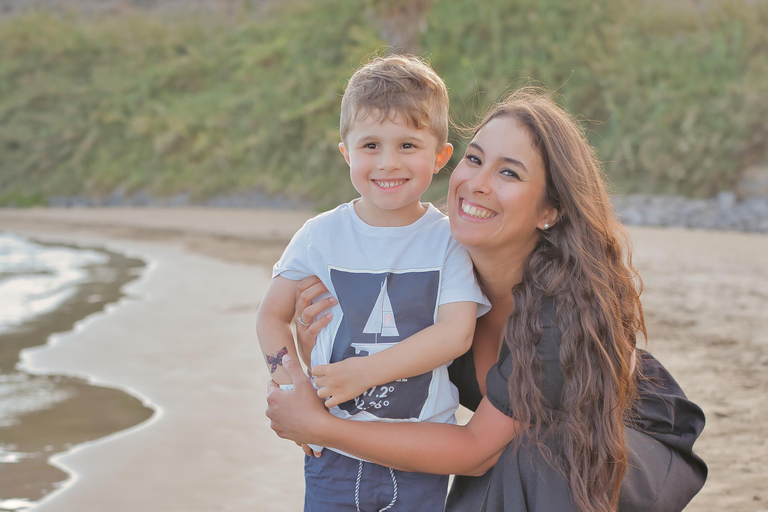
[0,233,107,333]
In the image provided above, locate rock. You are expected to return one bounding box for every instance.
[128,191,154,206]
[103,190,126,207]
[736,165,768,199]
[166,193,191,207]
[717,191,737,210]
[612,193,768,234]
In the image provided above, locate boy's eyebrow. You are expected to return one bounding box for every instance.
[468,142,528,172]
[358,133,427,143]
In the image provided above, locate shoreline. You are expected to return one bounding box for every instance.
[4,189,768,234]
[0,208,766,511]
[0,215,312,511]
[0,238,153,508]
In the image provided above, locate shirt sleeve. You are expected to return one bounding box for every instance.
[486,299,564,418]
[272,220,316,281]
[438,238,491,316]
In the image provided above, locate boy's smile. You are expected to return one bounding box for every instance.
[339,110,452,227]
[372,179,408,189]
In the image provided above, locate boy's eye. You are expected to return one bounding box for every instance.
[402,143,415,149]
[363,143,378,149]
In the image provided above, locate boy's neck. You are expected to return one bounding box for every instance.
[353,199,428,227]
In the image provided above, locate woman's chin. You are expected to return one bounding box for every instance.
[450,227,487,250]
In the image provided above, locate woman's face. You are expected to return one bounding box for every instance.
[448,116,555,253]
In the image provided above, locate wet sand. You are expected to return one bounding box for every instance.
[0,245,152,504]
[0,207,765,512]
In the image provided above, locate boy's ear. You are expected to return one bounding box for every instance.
[433,143,453,173]
[338,142,351,166]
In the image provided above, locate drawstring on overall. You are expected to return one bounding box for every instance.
[354,459,398,512]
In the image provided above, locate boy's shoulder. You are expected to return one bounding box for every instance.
[422,203,449,223]
[300,201,353,231]
[420,203,452,232]
[300,201,452,240]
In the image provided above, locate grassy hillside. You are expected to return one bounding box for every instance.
[0,0,765,208]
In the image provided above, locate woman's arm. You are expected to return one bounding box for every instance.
[292,276,336,367]
[267,354,520,476]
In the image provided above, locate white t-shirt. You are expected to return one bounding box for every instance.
[273,200,489,438]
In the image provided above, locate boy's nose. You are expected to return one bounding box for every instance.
[378,149,402,171]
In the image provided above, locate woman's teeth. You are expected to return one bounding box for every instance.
[374,179,407,188]
[461,200,495,219]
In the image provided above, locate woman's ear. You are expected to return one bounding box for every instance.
[539,207,559,231]
[433,143,454,173]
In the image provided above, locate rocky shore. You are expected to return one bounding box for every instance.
[36,191,768,235]
[613,193,768,233]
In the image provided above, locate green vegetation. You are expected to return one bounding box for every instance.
[0,0,765,208]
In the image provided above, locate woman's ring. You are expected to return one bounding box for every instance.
[297,316,310,327]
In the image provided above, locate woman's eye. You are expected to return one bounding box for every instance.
[465,154,481,165]
[501,169,521,180]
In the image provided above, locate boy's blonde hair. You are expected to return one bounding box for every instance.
[340,55,449,147]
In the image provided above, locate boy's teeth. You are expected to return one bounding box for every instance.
[375,180,406,188]
[461,200,495,219]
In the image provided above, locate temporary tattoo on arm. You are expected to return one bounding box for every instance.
[266,346,288,373]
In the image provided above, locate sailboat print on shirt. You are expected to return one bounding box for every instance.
[352,274,399,356]
[329,266,440,420]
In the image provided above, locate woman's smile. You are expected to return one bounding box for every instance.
[448,117,550,251]
[459,198,497,220]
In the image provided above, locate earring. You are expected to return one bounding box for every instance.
[543,223,550,230]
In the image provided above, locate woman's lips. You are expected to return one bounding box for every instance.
[460,198,497,219]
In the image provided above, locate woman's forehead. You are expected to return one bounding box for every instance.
[473,117,543,171]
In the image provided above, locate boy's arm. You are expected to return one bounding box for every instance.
[312,301,477,407]
[256,275,304,386]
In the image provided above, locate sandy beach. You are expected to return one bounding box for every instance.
[0,207,766,512]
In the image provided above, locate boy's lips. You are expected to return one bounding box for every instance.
[459,198,497,219]
[372,179,408,189]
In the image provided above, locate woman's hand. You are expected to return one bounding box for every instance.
[313,357,373,409]
[293,277,336,367]
[266,354,333,446]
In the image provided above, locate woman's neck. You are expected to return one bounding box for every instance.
[468,248,530,394]
[470,247,528,307]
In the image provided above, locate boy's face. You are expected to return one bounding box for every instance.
[339,110,453,227]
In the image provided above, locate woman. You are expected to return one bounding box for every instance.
[267,88,706,512]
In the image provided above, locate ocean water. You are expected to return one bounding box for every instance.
[0,233,153,509]
[0,233,110,430]
[0,233,108,333]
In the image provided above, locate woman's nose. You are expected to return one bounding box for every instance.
[466,167,491,194]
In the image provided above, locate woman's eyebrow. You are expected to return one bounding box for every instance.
[468,142,485,154]
[469,142,528,172]
[501,156,528,173]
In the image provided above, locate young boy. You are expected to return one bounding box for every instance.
[257,55,488,512]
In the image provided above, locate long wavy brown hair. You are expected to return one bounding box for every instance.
[476,88,646,512]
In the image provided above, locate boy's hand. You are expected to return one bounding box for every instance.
[312,357,372,409]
